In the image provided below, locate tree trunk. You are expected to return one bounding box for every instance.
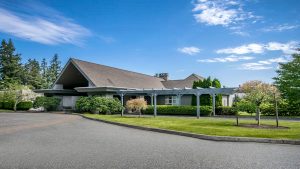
[236,116,239,126]
[257,107,260,126]
[13,102,17,112]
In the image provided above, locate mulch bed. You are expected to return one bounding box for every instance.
[239,124,290,129]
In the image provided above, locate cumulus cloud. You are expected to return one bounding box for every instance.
[178,46,201,55]
[192,0,259,35]
[217,41,299,55]
[241,57,289,70]
[261,24,299,32]
[0,2,91,46]
[197,55,254,63]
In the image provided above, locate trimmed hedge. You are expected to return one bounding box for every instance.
[216,106,238,116]
[142,105,212,116]
[2,101,14,110]
[0,101,33,110]
[260,105,300,116]
[17,101,33,110]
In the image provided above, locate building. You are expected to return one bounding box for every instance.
[35,58,234,110]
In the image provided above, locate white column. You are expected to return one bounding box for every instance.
[212,94,216,116]
[177,94,182,106]
[121,93,124,116]
[151,94,154,106]
[196,93,200,119]
[154,94,157,117]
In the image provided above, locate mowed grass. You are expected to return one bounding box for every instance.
[84,114,300,140]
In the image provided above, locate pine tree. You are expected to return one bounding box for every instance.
[23,59,42,89]
[40,58,51,89]
[0,39,23,89]
[274,52,300,111]
[48,54,61,87]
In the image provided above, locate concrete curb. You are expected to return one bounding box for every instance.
[78,114,300,145]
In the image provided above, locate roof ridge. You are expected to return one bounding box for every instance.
[71,58,165,81]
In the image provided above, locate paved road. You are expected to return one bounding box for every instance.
[0,113,299,169]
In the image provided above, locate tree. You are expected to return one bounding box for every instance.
[48,54,61,87]
[274,51,300,111]
[239,80,279,125]
[192,77,222,106]
[126,98,147,117]
[0,39,23,88]
[23,59,42,89]
[212,78,222,107]
[5,84,29,111]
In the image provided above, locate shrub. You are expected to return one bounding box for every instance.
[142,105,212,116]
[216,106,238,116]
[0,102,3,109]
[3,101,14,110]
[126,98,147,116]
[236,100,256,116]
[76,96,123,114]
[33,96,61,111]
[17,101,33,110]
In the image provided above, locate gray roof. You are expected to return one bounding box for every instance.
[55,58,204,90]
[162,74,204,89]
[72,58,166,89]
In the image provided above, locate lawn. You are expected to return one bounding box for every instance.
[0,109,14,112]
[84,114,300,140]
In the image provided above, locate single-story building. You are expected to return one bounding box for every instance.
[35,58,236,110]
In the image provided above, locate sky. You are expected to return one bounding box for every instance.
[0,0,299,87]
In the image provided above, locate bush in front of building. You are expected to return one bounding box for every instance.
[33,96,61,111]
[2,101,15,110]
[142,105,212,116]
[76,96,123,114]
[17,101,33,110]
[126,98,147,116]
[235,100,256,116]
[215,106,238,116]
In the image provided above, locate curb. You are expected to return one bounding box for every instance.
[78,114,300,145]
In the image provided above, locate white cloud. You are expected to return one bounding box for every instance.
[216,43,264,54]
[241,57,289,70]
[261,24,299,32]
[178,46,201,55]
[217,41,299,55]
[197,55,254,63]
[192,0,259,35]
[0,4,91,45]
[265,41,298,54]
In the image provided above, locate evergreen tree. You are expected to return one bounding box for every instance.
[23,59,42,89]
[274,51,300,111]
[48,54,61,88]
[192,77,213,106]
[40,58,51,89]
[212,78,222,107]
[0,39,23,89]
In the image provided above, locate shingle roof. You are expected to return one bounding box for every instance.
[71,58,166,89]
[162,74,204,89]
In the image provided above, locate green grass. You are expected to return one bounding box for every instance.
[0,109,14,112]
[83,114,300,140]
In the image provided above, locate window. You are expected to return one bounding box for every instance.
[165,96,179,105]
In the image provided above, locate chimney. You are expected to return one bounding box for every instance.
[155,73,169,81]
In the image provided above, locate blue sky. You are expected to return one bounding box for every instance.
[0,0,299,87]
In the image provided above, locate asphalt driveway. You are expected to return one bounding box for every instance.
[0,113,299,169]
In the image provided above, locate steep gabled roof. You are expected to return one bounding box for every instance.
[70,58,166,89]
[162,73,204,89]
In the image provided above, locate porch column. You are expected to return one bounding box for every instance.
[177,94,182,105]
[212,94,216,116]
[154,93,157,117]
[150,94,154,106]
[120,93,124,116]
[196,93,200,119]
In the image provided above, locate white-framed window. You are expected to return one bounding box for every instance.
[165,96,179,105]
